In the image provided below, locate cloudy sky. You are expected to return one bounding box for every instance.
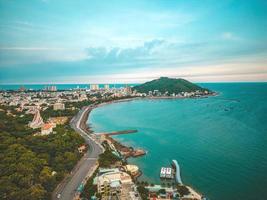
[0,0,267,84]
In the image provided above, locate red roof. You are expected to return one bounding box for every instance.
[42,123,53,130]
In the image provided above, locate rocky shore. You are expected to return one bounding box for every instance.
[104,134,146,158]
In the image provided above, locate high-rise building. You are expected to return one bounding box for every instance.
[44,85,57,91]
[90,84,99,90]
[124,86,132,95]
[104,84,110,90]
[49,85,57,91]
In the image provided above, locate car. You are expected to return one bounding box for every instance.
[57,194,61,199]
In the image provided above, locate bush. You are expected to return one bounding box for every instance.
[137,185,149,200]
[177,185,190,196]
[98,149,121,168]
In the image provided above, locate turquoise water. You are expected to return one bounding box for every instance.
[89,83,267,200]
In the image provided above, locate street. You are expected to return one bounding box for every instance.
[52,106,103,200]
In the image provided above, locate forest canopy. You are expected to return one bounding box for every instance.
[0,107,84,200]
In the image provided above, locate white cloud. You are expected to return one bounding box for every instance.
[28,58,266,84]
[0,47,88,65]
[0,47,67,51]
[221,32,241,41]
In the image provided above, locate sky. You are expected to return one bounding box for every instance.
[0,0,267,84]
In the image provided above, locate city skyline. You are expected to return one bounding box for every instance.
[0,0,267,84]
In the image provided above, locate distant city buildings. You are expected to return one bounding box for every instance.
[104,84,110,90]
[90,84,99,90]
[44,85,57,91]
[19,86,26,92]
[124,86,132,95]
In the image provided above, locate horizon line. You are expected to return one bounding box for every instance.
[1,81,267,85]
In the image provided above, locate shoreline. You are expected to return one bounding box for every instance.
[80,93,218,151]
[86,92,218,114]
[77,94,215,199]
[80,97,147,159]
[81,93,217,158]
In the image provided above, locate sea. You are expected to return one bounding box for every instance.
[88,83,267,200]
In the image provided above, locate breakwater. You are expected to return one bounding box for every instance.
[98,129,138,136]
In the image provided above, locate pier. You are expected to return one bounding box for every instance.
[172,160,183,184]
[97,129,138,136]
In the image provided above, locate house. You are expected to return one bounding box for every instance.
[41,123,54,135]
[78,144,87,153]
[124,165,139,176]
[53,102,65,110]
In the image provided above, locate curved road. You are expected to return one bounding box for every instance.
[52,106,104,200]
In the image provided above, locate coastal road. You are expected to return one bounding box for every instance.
[52,106,104,200]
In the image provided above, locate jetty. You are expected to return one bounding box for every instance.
[172,159,183,184]
[103,133,146,158]
[97,129,138,136]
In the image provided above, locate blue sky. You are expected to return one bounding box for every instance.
[0,0,267,84]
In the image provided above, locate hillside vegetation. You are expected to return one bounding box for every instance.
[133,77,208,94]
[0,106,84,200]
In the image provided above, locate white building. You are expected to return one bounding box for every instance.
[44,85,57,91]
[90,84,99,90]
[53,102,65,110]
[104,84,110,90]
[160,167,174,179]
[165,167,173,178]
[160,167,167,178]
[95,168,133,198]
[79,94,88,101]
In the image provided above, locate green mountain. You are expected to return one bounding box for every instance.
[133,77,209,94]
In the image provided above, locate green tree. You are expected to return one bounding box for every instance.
[27,184,46,200]
[137,185,149,200]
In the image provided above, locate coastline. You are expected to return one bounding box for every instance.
[79,97,148,159]
[81,93,218,159]
[79,94,217,199]
[86,92,218,117]
[80,93,218,150]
